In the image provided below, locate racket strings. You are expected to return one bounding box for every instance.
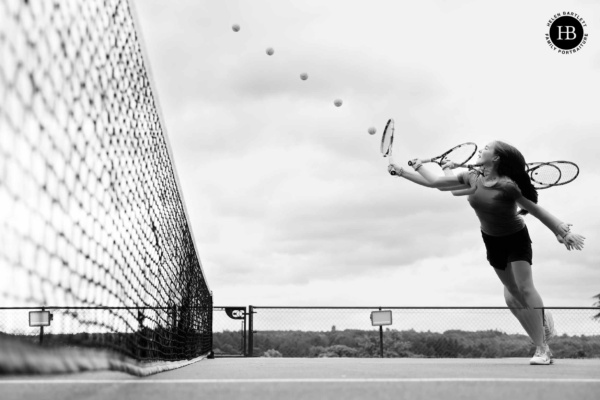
[529,164,561,187]
[553,162,579,184]
[527,161,579,188]
[380,120,394,156]
[443,143,477,166]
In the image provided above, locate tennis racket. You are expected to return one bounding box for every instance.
[527,162,561,189]
[527,161,579,189]
[466,161,579,189]
[408,142,478,167]
[381,119,396,175]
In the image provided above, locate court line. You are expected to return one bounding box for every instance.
[1,378,600,384]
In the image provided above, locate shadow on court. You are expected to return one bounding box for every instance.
[2,358,600,400]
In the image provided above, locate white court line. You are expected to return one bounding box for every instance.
[1,378,600,384]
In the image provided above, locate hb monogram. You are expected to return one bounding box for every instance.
[556,26,577,40]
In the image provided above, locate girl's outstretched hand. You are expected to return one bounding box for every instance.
[562,232,585,251]
[555,222,573,250]
[409,159,423,171]
[441,160,458,170]
[556,222,573,238]
[388,163,403,176]
[556,233,572,250]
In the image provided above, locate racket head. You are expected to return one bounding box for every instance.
[550,161,579,186]
[527,162,561,190]
[437,142,478,166]
[527,161,579,188]
[380,119,394,157]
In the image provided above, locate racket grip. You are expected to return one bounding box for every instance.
[408,158,425,166]
[390,170,397,175]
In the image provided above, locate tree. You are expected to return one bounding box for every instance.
[310,345,358,358]
[263,349,283,357]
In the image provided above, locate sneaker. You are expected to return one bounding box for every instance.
[544,311,556,342]
[530,347,553,365]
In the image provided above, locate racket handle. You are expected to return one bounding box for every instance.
[390,170,396,175]
[466,163,483,170]
[408,158,427,166]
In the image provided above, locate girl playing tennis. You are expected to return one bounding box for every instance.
[388,140,585,365]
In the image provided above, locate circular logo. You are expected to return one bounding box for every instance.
[550,17,584,49]
[545,12,588,54]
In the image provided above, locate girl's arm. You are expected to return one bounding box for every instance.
[389,164,470,191]
[410,160,464,189]
[446,186,477,196]
[515,196,565,236]
[516,196,585,250]
[441,164,474,195]
[388,164,434,187]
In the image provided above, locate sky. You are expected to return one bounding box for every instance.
[133,0,600,310]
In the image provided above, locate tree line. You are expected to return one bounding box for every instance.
[214,328,600,359]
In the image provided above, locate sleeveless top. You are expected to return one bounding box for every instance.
[457,170,525,237]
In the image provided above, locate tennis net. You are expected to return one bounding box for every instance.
[0,0,212,373]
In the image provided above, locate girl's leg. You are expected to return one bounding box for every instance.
[493,264,538,343]
[509,260,545,346]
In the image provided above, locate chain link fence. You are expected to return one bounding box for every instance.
[243,307,600,358]
[1,306,246,360]
[212,307,246,357]
[4,306,599,360]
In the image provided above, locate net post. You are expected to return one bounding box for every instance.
[207,292,214,359]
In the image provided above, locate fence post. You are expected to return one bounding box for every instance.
[39,307,44,345]
[379,326,384,358]
[208,293,214,359]
[242,308,247,356]
[248,305,254,357]
[379,307,383,358]
[541,307,546,341]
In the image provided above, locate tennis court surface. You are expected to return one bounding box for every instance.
[2,358,599,400]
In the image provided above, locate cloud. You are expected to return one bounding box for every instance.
[134,0,600,309]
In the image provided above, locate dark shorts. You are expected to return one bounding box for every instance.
[481,226,532,270]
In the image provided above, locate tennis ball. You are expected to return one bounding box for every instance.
[232,24,240,32]
[368,127,376,135]
[334,99,343,107]
[266,47,274,56]
[300,73,308,80]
